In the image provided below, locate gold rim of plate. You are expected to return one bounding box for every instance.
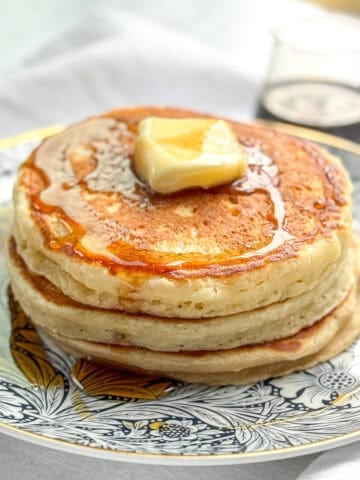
[0,120,359,464]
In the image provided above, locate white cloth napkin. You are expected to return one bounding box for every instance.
[0,0,324,137]
[1,2,359,479]
[0,8,260,137]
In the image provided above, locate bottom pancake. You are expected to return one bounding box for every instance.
[173,301,360,384]
[39,286,359,385]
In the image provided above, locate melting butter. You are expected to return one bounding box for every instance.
[134,117,247,194]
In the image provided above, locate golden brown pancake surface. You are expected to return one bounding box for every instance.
[18,106,351,279]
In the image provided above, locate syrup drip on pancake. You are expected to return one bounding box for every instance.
[20,113,346,277]
[230,146,292,258]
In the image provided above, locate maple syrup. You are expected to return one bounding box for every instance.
[18,110,346,278]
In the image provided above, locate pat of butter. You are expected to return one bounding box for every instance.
[134,117,247,194]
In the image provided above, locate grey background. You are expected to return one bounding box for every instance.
[0,433,317,479]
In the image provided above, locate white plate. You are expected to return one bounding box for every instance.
[0,125,359,465]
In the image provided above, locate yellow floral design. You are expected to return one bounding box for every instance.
[71,359,173,400]
[9,288,64,391]
[8,287,174,400]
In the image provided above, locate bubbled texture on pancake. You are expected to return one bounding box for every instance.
[8,236,356,351]
[13,106,353,318]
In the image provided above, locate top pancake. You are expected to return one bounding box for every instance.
[13,107,353,318]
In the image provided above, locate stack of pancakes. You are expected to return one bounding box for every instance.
[8,107,360,385]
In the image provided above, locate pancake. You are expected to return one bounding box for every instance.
[39,286,357,383]
[13,106,353,319]
[9,106,359,386]
[8,236,357,351]
[172,301,360,385]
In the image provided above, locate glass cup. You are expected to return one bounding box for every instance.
[257,15,360,141]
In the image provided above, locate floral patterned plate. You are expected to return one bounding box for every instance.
[0,124,360,465]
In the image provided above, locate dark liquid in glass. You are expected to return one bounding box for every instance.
[256,80,360,143]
